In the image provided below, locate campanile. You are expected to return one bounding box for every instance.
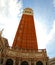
[12,8,38,50]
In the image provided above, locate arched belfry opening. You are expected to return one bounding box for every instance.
[6,59,13,65]
[36,61,43,65]
[21,61,28,65]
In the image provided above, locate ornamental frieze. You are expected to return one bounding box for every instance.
[6,49,43,58]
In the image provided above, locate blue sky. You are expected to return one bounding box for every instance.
[0,0,55,58]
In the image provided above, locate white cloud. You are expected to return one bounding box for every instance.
[47,20,55,41]
[0,0,9,17]
[34,17,48,49]
[34,15,55,49]
[53,0,55,7]
[46,20,55,58]
[0,0,23,46]
[9,0,23,18]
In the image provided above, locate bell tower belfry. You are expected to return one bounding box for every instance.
[12,8,38,50]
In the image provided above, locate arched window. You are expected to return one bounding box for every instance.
[0,58,3,64]
[36,61,43,65]
[1,59,3,64]
[6,59,13,65]
[21,61,28,65]
[46,62,47,65]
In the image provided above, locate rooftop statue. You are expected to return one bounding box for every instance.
[0,29,4,38]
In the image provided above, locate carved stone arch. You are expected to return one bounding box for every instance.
[21,61,29,65]
[36,61,43,65]
[6,58,13,65]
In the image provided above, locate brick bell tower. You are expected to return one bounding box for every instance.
[2,8,48,65]
[12,8,38,50]
[11,8,48,65]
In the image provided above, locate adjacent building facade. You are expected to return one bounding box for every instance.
[49,58,55,65]
[0,8,48,65]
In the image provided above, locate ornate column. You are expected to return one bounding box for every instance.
[19,60,21,65]
[28,60,31,65]
[34,61,36,65]
[3,57,7,65]
[13,59,15,65]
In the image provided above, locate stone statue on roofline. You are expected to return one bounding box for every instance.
[0,29,4,38]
